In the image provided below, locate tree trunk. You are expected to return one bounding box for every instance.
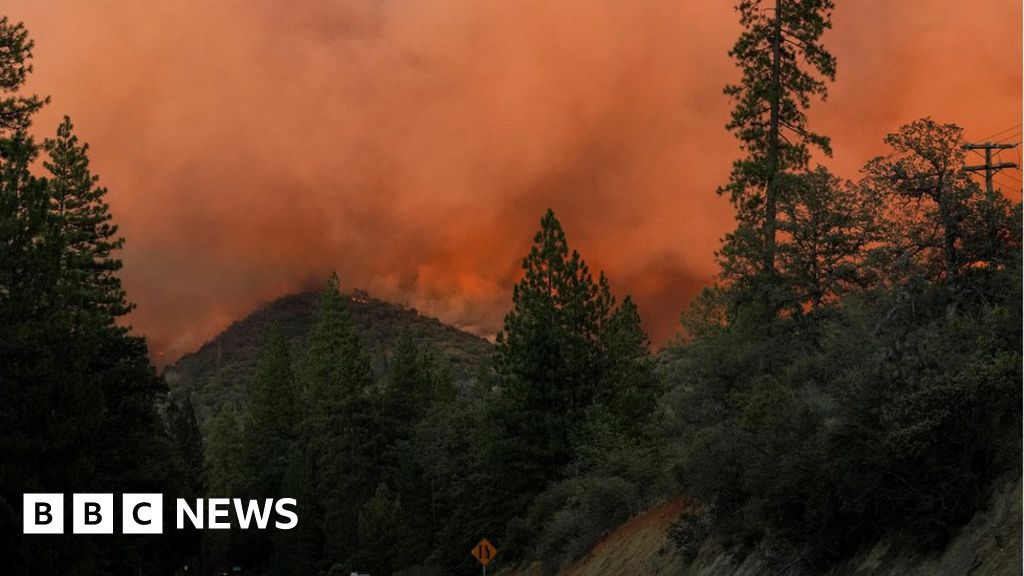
[764,0,784,276]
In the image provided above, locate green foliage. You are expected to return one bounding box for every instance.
[167,395,206,498]
[494,210,652,488]
[165,395,206,569]
[721,0,836,279]
[0,16,47,132]
[244,325,298,497]
[353,483,406,575]
[2,9,1010,576]
[667,119,1022,566]
[494,209,611,482]
[165,288,492,429]
[776,167,885,311]
[863,118,1021,286]
[483,209,664,566]
[0,17,180,574]
[43,116,131,320]
[205,405,246,498]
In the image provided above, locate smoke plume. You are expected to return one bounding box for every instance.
[7,0,1021,363]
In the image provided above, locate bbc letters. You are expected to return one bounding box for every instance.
[23,494,298,534]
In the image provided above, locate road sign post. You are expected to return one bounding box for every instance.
[471,538,497,576]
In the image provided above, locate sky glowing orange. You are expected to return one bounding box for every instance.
[6,1,1021,364]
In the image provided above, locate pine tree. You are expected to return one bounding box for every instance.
[299,273,378,567]
[275,444,323,576]
[43,116,131,320]
[595,296,659,438]
[0,17,46,134]
[2,19,176,574]
[489,210,657,553]
[168,395,206,498]
[166,395,206,570]
[0,130,50,320]
[206,405,247,498]
[377,332,452,568]
[381,331,443,442]
[352,483,405,575]
[0,16,50,322]
[720,0,836,296]
[204,405,248,566]
[302,273,373,413]
[495,209,609,489]
[245,325,299,498]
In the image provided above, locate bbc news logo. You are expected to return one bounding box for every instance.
[23,494,297,534]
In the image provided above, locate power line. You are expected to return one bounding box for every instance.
[975,123,1023,142]
[992,173,1022,195]
[963,141,1020,193]
[992,176,1022,194]
[993,132,1022,144]
[995,171,1022,184]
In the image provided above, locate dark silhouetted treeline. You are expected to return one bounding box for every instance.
[2,4,1021,576]
[0,16,204,575]
[199,210,663,575]
[664,0,1021,570]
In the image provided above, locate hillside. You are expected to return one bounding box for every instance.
[163,289,494,427]
[521,475,1022,576]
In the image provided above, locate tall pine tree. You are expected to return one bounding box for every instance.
[490,209,657,555]
[1,17,176,574]
[494,209,609,490]
[43,116,131,320]
[299,273,379,568]
[245,325,299,498]
[719,0,836,306]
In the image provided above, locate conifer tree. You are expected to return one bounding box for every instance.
[0,17,46,133]
[206,405,247,498]
[2,18,175,574]
[352,483,405,575]
[275,444,323,576]
[43,116,131,320]
[720,0,836,295]
[381,331,443,441]
[377,332,451,567]
[167,395,206,569]
[595,296,659,437]
[491,209,656,545]
[245,325,298,498]
[299,273,378,567]
[495,209,609,487]
[168,395,207,498]
[302,273,374,412]
[0,16,50,322]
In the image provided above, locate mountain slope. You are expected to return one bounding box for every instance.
[163,290,494,427]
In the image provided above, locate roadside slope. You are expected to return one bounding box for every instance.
[544,474,1020,576]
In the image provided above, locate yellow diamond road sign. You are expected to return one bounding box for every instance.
[471,538,497,566]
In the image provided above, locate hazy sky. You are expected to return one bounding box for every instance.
[6,0,1021,364]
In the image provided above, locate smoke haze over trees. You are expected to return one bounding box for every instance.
[2,0,1020,363]
[0,3,1021,576]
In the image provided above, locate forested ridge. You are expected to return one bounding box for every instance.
[163,290,493,429]
[1,3,1021,576]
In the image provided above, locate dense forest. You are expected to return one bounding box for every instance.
[1,3,1021,576]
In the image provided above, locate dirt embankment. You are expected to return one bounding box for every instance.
[520,475,1021,576]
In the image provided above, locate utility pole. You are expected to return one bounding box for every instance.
[963,142,1019,194]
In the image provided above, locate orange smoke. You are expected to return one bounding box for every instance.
[5,0,1020,364]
